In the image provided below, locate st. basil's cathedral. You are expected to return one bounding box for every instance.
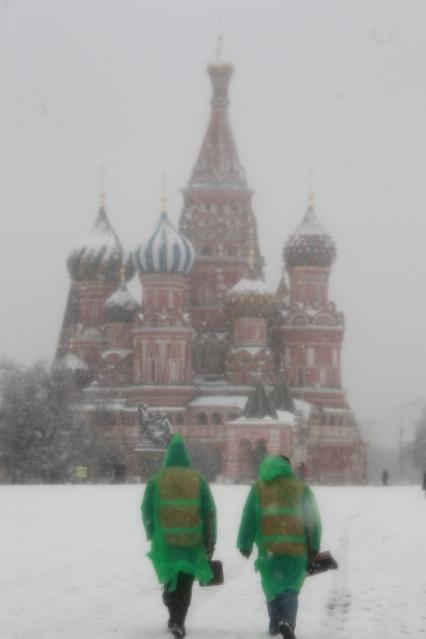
[55,51,367,483]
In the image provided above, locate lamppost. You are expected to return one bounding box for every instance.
[399,399,423,483]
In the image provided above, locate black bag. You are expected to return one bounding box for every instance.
[307,551,338,576]
[200,560,224,587]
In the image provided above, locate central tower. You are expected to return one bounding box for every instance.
[179,52,262,378]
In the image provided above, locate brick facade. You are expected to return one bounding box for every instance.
[56,54,367,484]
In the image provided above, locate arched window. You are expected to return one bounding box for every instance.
[239,438,255,480]
[175,413,184,426]
[211,412,222,425]
[197,412,208,425]
[147,342,158,384]
[254,439,268,466]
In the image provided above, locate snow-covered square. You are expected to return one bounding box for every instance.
[2,484,426,639]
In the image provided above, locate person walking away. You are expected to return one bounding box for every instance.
[141,433,216,638]
[382,469,389,486]
[237,455,321,639]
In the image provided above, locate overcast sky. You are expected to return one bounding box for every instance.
[0,0,425,446]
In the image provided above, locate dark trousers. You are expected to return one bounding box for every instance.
[267,591,299,634]
[163,572,195,627]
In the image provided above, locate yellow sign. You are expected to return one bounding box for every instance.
[75,466,88,479]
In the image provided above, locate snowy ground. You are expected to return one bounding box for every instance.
[1,484,426,639]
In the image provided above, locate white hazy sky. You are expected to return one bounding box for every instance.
[1,0,425,446]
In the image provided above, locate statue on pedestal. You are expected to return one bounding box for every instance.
[138,404,173,449]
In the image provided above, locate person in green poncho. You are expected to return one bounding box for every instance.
[237,455,321,639]
[141,433,216,639]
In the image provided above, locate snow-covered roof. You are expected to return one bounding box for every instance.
[232,413,294,425]
[276,410,297,425]
[189,395,248,410]
[292,207,331,238]
[284,202,337,268]
[54,352,88,371]
[231,346,267,356]
[293,398,313,420]
[74,402,136,413]
[290,385,346,396]
[226,272,276,319]
[101,349,132,359]
[104,281,139,322]
[104,285,139,311]
[227,276,272,296]
[78,216,121,253]
[67,205,133,282]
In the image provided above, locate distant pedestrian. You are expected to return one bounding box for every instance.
[422,470,426,494]
[237,455,322,638]
[296,462,306,480]
[382,469,389,486]
[141,433,216,639]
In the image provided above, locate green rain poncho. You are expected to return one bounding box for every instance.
[237,455,321,600]
[141,434,216,591]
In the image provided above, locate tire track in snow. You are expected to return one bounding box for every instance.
[314,491,426,639]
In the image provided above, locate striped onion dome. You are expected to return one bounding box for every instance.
[104,279,140,323]
[226,267,277,319]
[67,204,134,282]
[133,211,194,275]
[284,199,336,269]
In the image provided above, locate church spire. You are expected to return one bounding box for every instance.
[179,48,263,375]
[160,172,167,214]
[187,46,246,189]
[207,47,233,110]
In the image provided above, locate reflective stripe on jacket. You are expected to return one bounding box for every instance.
[256,475,306,556]
[157,467,203,547]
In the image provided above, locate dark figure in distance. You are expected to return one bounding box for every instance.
[382,469,389,486]
[237,455,321,639]
[141,433,216,638]
[422,470,426,494]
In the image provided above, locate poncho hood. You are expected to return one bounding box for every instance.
[163,433,191,468]
[259,455,295,481]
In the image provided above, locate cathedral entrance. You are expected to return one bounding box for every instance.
[113,464,127,483]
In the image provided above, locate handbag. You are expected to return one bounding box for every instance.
[307,551,338,576]
[200,560,224,586]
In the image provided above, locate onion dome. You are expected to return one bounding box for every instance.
[284,194,337,268]
[226,267,277,319]
[133,211,194,275]
[67,200,134,282]
[188,39,246,190]
[52,352,92,387]
[104,279,140,323]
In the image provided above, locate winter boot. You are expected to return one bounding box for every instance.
[278,621,295,639]
[170,623,186,639]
